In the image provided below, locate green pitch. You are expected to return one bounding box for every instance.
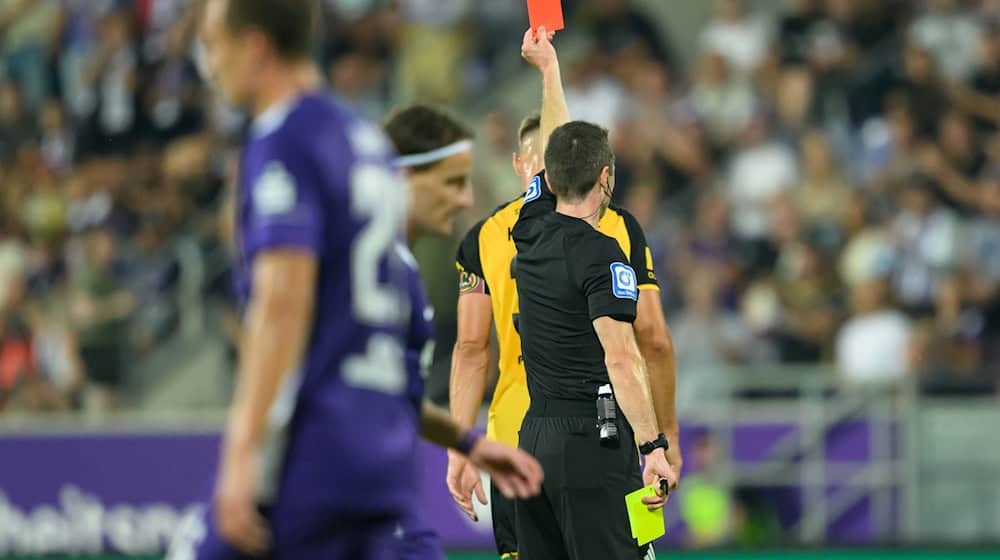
[5,551,1000,559]
[445,553,1000,560]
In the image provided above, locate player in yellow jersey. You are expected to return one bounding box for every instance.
[447,27,683,558]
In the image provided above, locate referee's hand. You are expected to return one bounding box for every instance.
[641,450,678,511]
[521,26,557,74]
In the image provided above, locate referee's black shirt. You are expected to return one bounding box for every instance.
[515,211,639,402]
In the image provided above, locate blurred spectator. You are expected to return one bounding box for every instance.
[329,53,389,121]
[793,129,853,238]
[321,2,396,118]
[798,0,861,128]
[471,1,527,83]
[621,184,664,236]
[937,109,987,181]
[0,0,994,418]
[162,134,223,222]
[129,215,180,352]
[932,275,984,371]
[699,0,772,76]
[26,303,85,411]
[827,0,908,57]
[470,110,522,211]
[673,267,754,407]
[740,277,783,356]
[25,236,67,301]
[676,191,744,307]
[38,99,75,174]
[609,117,657,206]
[973,163,1000,368]
[859,102,922,191]
[838,191,895,288]
[907,272,996,395]
[690,51,757,149]
[771,62,815,135]
[618,60,710,205]
[57,0,114,121]
[0,245,37,412]
[947,23,1000,134]
[890,45,948,139]
[137,0,196,64]
[0,306,37,413]
[776,0,827,67]
[322,2,395,65]
[64,163,116,235]
[128,216,181,354]
[69,228,134,415]
[586,0,676,73]
[565,54,627,130]
[836,276,913,384]
[890,178,960,315]
[768,196,839,362]
[916,111,989,216]
[396,0,471,104]
[680,433,733,548]
[0,239,29,307]
[77,10,139,158]
[0,83,37,164]
[724,116,799,243]
[142,21,204,145]
[21,173,67,244]
[909,0,982,81]
[965,172,1000,284]
[0,0,60,109]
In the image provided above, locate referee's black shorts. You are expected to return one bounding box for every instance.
[515,397,652,560]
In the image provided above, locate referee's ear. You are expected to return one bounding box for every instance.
[600,165,613,192]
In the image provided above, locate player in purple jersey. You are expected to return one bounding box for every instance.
[169,2,543,559]
[383,104,517,559]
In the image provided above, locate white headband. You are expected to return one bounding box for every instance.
[393,140,473,168]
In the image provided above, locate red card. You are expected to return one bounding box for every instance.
[527,0,565,33]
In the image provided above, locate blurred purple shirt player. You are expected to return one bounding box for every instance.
[169,93,420,559]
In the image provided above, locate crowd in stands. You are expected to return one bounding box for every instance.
[560,0,1000,406]
[0,0,997,415]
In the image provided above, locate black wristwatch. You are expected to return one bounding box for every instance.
[638,433,669,455]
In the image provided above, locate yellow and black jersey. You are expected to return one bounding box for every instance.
[455,171,658,447]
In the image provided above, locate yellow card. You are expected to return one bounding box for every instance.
[624,484,665,545]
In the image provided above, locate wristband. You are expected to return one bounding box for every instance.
[638,433,669,455]
[456,429,483,455]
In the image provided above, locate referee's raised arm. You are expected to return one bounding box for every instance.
[521,26,570,154]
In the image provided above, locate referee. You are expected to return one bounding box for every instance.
[513,121,676,560]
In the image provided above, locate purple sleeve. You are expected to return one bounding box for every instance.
[243,153,326,258]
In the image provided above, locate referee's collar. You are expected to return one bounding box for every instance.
[550,212,589,226]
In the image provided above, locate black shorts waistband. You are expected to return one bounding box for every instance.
[526,397,594,418]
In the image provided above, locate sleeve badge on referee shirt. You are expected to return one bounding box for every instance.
[610,262,638,300]
[525,175,542,203]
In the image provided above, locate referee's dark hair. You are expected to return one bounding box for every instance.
[384,104,473,171]
[223,0,318,60]
[544,121,615,202]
